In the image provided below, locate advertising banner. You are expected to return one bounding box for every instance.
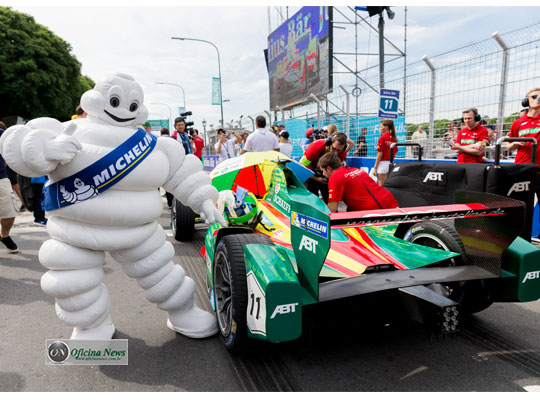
[212,77,221,105]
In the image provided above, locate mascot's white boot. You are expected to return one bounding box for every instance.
[0,72,225,340]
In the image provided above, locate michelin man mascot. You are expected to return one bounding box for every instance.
[0,72,226,340]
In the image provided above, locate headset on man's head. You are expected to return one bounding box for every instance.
[461,108,481,123]
[522,93,531,108]
[325,132,348,146]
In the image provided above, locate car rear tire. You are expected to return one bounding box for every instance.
[403,220,492,314]
[171,199,196,242]
[403,221,467,266]
[213,233,273,352]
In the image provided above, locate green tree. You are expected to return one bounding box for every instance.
[0,7,94,122]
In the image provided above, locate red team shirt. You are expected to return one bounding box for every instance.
[510,114,540,167]
[377,132,398,161]
[303,139,347,170]
[193,136,204,159]
[456,124,489,163]
[328,167,398,211]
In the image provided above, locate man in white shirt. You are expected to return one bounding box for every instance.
[241,116,280,154]
[278,131,293,157]
[215,128,241,164]
[411,125,427,157]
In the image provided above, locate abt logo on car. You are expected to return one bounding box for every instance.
[271,303,299,319]
[522,270,540,283]
[299,235,317,253]
[423,171,445,183]
[507,181,530,196]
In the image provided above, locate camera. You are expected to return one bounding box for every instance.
[180,111,192,118]
[312,129,324,140]
[185,121,194,127]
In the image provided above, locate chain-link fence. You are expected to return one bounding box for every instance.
[239,19,540,160]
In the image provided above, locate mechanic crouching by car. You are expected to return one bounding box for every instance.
[318,152,398,212]
[299,132,353,203]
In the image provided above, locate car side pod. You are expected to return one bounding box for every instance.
[486,236,540,303]
[243,244,302,343]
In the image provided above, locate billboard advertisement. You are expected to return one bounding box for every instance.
[267,6,333,110]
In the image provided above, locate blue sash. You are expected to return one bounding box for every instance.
[42,128,157,211]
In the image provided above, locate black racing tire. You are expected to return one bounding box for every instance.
[403,220,467,266]
[171,199,195,242]
[213,233,273,353]
[403,220,492,314]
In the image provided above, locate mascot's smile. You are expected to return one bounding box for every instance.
[104,110,136,123]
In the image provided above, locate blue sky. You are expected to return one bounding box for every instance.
[5,2,540,130]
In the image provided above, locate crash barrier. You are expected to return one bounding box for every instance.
[384,140,538,241]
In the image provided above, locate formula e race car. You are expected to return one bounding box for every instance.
[199,152,540,352]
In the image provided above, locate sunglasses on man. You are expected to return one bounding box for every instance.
[330,145,346,153]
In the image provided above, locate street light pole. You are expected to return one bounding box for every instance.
[156,82,186,112]
[202,119,207,143]
[171,36,224,128]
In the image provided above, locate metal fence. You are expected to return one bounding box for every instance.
[238,20,540,160]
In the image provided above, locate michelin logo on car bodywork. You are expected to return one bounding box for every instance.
[291,211,328,239]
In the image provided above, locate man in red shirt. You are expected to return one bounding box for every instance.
[508,87,540,238]
[299,133,353,203]
[451,109,489,163]
[318,152,398,212]
[191,128,205,160]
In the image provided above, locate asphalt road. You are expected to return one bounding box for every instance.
[2,204,540,392]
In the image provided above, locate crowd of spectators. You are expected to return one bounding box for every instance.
[1,95,535,256]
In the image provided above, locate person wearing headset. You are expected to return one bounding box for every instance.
[300,132,353,203]
[318,152,398,213]
[508,87,540,239]
[450,108,489,163]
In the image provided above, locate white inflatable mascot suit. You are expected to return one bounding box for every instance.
[0,73,225,340]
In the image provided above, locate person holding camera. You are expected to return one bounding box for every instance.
[171,117,195,155]
[215,128,242,164]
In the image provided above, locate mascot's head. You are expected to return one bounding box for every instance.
[81,72,148,127]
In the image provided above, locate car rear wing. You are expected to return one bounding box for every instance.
[291,191,525,302]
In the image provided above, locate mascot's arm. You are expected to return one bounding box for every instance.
[0,117,81,177]
[160,138,225,226]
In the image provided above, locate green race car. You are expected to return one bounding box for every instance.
[201,158,540,352]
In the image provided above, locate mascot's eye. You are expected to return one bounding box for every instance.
[110,96,120,108]
[129,102,139,112]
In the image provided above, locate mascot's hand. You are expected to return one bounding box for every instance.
[44,123,82,165]
[200,199,227,227]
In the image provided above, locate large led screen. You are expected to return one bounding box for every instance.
[267,6,333,110]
